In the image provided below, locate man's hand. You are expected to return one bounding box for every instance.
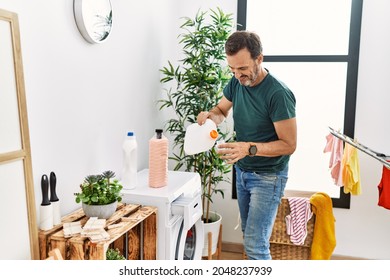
[216,142,250,164]
[197,111,210,125]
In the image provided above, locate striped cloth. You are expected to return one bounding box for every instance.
[285,197,313,245]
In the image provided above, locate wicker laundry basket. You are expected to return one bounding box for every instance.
[269,197,315,260]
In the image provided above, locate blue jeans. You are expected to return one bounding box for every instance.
[235,165,288,260]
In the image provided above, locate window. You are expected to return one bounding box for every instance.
[234,0,363,208]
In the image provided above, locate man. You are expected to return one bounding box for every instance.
[197,31,296,260]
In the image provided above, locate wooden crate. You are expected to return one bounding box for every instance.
[39,203,157,260]
[69,205,157,260]
[39,207,86,260]
[50,203,140,260]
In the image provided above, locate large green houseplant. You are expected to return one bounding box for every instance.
[159,8,234,224]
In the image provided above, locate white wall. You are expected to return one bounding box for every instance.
[0,0,177,216]
[1,0,389,260]
[0,0,236,259]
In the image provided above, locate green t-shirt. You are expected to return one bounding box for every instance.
[223,71,296,172]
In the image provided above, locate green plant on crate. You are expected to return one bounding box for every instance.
[106,248,126,260]
[74,170,123,205]
[158,7,234,223]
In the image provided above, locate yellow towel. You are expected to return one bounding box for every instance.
[309,192,336,260]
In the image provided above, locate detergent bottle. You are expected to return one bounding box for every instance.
[184,119,218,155]
[121,131,138,190]
[149,129,169,188]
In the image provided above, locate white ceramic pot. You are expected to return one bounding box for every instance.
[202,211,222,257]
[82,201,117,219]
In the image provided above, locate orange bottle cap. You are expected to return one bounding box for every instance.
[210,130,218,139]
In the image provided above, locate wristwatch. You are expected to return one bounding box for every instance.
[248,144,257,157]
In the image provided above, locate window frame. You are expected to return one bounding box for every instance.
[233,0,363,208]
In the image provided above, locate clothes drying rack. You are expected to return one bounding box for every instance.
[329,127,390,170]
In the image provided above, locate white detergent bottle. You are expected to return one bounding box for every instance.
[121,131,137,189]
[184,119,218,155]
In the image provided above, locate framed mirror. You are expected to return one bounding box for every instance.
[0,9,39,259]
[73,0,113,44]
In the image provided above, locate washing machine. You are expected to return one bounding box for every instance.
[121,169,204,260]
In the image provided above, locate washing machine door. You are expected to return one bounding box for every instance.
[175,218,203,260]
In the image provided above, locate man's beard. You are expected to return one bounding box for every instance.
[238,65,259,87]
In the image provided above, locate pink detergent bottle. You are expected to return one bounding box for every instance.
[149,129,169,188]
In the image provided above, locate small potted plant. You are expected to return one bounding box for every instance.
[106,248,126,260]
[74,170,123,219]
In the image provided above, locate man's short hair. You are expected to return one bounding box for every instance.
[225,31,263,60]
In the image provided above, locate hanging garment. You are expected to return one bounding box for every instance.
[323,133,344,186]
[378,164,390,210]
[341,143,361,195]
[309,192,336,260]
[285,197,313,245]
